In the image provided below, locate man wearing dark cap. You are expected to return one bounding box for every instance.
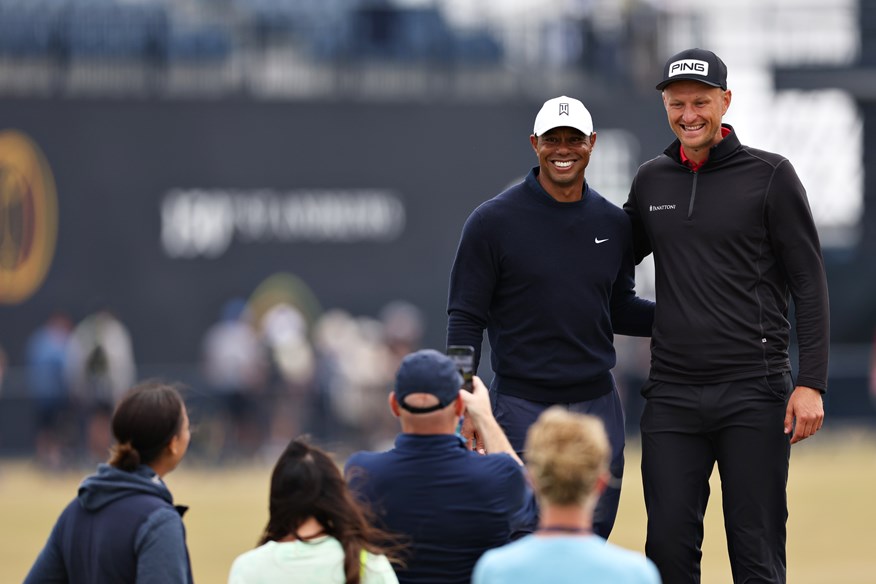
[447,95,654,540]
[345,349,536,584]
[624,48,830,584]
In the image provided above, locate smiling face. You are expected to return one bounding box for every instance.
[662,80,731,163]
[530,127,596,201]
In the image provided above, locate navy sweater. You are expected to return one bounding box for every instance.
[447,167,653,403]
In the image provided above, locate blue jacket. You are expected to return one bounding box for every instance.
[345,433,537,584]
[24,464,193,584]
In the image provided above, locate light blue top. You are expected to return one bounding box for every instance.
[228,536,398,584]
[472,534,661,584]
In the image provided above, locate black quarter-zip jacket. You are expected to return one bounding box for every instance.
[624,125,829,391]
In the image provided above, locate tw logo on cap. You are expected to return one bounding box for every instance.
[669,59,709,78]
[559,102,569,116]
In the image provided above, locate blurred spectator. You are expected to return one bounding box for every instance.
[379,300,425,368]
[870,327,876,408]
[65,308,137,464]
[0,343,6,396]
[626,0,662,91]
[26,312,75,470]
[306,302,427,452]
[309,310,353,446]
[259,302,316,460]
[201,298,269,461]
[0,344,5,459]
[377,300,426,444]
[311,309,396,452]
[576,0,627,84]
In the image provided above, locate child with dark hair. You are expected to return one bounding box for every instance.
[25,381,194,584]
[229,438,402,584]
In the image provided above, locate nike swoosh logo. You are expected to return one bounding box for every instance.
[595,238,609,244]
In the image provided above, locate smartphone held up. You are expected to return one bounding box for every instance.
[446,345,475,392]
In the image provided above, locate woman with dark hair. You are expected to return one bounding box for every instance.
[229,438,401,584]
[25,381,193,584]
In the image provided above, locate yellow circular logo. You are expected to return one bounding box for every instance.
[0,130,58,304]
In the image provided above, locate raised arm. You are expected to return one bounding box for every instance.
[459,376,522,465]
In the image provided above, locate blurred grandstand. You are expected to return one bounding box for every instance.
[0,0,518,98]
[0,0,732,100]
[0,0,859,98]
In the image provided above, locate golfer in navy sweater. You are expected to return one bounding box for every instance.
[447,95,654,538]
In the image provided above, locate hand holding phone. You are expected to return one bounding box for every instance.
[446,345,475,392]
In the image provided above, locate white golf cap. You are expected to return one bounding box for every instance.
[532,96,594,136]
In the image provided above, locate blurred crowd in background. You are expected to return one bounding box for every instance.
[0,295,660,470]
[0,298,435,469]
[7,295,875,472]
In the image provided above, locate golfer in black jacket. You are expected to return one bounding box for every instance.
[624,48,829,584]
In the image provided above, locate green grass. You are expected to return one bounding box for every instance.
[3,428,875,583]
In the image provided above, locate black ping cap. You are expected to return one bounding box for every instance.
[656,48,728,91]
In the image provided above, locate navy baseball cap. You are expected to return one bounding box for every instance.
[656,48,728,91]
[395,349,463,414]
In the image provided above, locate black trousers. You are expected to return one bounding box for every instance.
[640,373,792,584]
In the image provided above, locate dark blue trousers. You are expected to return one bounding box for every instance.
[640,373,792,584]
[490,385,626,539]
